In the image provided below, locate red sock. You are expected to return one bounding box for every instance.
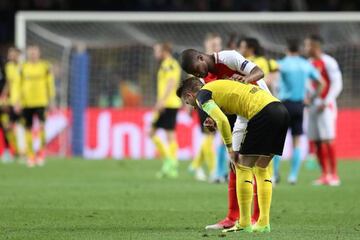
[316,143,328,176]
[227,170,239,221]
[251,177,259,222]
[326,142,337,175]
[309,140,316,155]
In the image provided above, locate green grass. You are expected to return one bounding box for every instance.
[0,158,359,240]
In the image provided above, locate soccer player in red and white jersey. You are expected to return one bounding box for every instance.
[180,48,267,229]
[304,35,343,186]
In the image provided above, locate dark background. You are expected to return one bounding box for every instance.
[1,0,360,48]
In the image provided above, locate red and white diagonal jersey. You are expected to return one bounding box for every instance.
[311,54,343,105]
[203,50,269,91]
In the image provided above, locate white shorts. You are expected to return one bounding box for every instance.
[307,104,337,141]
[232,115,248,152]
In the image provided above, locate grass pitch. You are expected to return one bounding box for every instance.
[0,158,359,240]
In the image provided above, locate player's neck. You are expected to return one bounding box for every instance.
[207,54,216,73]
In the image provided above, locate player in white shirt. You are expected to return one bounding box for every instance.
[304,35,343,186]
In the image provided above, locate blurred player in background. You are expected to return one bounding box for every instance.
[189,33,221,182]
[180,48,265,229]
[2,47,22,161]
[149,42,182,178]
[21,45,55,167]
[0,53,13,163]
[238,37,279,89]
[237,37,278,220]
[177,78,289,233]
[304,35,343,186]
[274,39,324,184]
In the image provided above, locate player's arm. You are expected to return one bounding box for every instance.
[324,59,343,105]
[222,50,264,83]
[46,63,56,108]
[309,64,325,100]
[197,90,232,150]
[265,59,279,84]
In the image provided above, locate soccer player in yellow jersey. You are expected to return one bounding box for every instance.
[2,47,22,161]
[238,37,279,92]
[149,42,182,178]
[20,45,55,167]
[177,78,289,233]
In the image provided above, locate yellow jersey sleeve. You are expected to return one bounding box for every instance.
[268,59,279,72]
[46,62,56,101]
[196,90,232,146]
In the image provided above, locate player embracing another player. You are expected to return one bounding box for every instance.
[304,35,343,186]
[180,47,268,229]
[177,78,289,233]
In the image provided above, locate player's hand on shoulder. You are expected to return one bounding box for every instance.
[230,73,246,82]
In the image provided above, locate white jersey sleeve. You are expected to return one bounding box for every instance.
[323,54,343,104]
[216,50,257,75]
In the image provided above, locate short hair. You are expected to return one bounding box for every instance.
[161,42,173,53]
[286,38,300,52]
[27,44,40,49]
[176,76,203,98]
[180,49,200,73]
[307,34,324,45]
[238,37,262,55]
[204,32,221,41]
[8,47,21,53]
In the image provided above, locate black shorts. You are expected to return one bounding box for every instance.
[23,107,46,129]
[283,100,304,136]
[9,107,21,123]
[197,107,237,133]
[153,108,178,130]
[240,102,290,156]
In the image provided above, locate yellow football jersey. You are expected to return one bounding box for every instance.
[20,60,55,108]
[157,57,182,108]
[5,62,21,106]
[199,80,279,120]
[248,56,278,76]
[197,80,279,146]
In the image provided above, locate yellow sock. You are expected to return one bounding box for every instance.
[236,164,254,227]
[151,135,170,159]
[192,137,206,169]
[254,166,272,227]
[267,161,273,179]
[6,129,18,153]
[169,140,178,163]
[204,135,215,173]
[39,127,46,150]
[25,130,34,157]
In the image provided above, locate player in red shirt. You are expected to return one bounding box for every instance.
[304,35,343,186]
[180,48,267,229]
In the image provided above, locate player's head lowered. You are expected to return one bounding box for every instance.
[304,34,324,58]
[238,37,262,58]
[176,76,204,107]
[153,42,173,61]
[26,44,41,62]
[180,49,212,78]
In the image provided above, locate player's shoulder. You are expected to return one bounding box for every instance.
[216,50,242,62]
[321,54,339,68]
